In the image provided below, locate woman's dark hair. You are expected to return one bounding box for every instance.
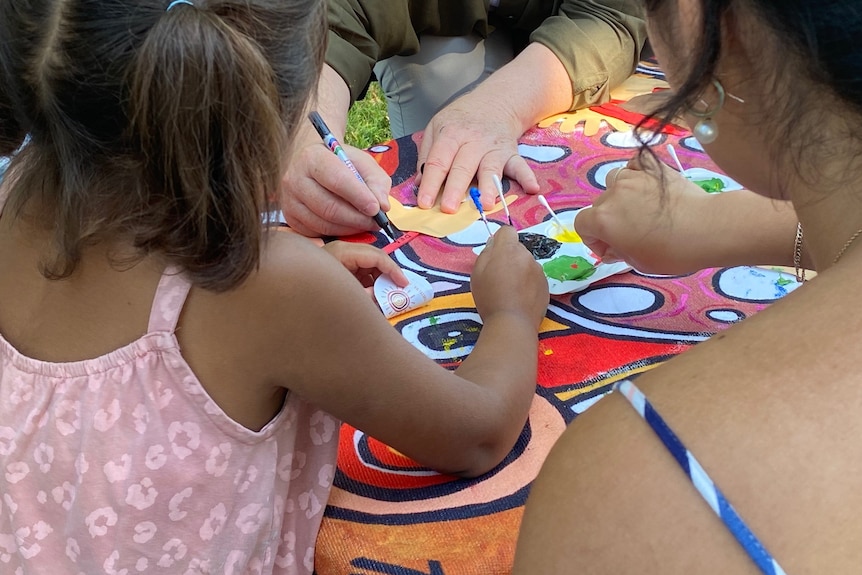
[639,0,862,166]
[0,0,325,290]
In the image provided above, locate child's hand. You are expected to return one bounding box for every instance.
[471,226,549,328]
[323,241,409,288]
[575,155,712,275]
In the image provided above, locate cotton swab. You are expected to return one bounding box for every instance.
[537,194,567,230]
[492,174,513,226]
[469,187,493,238]
[666,144,688,177]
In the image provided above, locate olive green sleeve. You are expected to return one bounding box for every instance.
[325,0,420,102]
[530,0,647,111]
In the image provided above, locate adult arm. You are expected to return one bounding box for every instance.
[279,0,421,237]
[574,158,810,274]
[415,0,647,213]
[532,0,647,110]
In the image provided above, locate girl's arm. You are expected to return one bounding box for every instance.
[253,227,548,477]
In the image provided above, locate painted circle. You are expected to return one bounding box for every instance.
[588,159,628,190]
[447,220,502,246]
[707,309,746,323]
[601,130,663,149]
[714,267,799,303]
[576,285,661,316]
[679,136,705,152]
[397,310,483,361]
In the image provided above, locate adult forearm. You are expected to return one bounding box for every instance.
[465,42,574,135]
[309,64,353,139]
[694,191,802,270]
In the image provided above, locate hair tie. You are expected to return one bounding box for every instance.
[166,0,193,11]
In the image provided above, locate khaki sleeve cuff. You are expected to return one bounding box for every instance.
[325,30,378,103]
[530,9,645,111]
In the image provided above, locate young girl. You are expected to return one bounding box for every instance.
[0,1,549,573]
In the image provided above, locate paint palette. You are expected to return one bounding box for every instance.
[682,167,743,192]
[473,212,631,295]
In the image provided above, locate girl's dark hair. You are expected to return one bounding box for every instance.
[0,0,325,290]
[639,0,862,167]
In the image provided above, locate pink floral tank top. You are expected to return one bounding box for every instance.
[0,268,340,574]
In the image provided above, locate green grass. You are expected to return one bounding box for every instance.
[344,81,392,149]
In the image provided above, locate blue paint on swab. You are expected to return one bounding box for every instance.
[469,187,493,238]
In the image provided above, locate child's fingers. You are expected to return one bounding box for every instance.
[346,245,409,287]
[378,260,409,287]
[491,224,517,243]
[324,242,409,287]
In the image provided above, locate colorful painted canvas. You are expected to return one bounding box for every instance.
[313,105,803,574]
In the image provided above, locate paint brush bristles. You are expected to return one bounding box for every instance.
[667,144,687,177]
[492,174,513,226]
[469,187,493,238]
[537,194,567,230]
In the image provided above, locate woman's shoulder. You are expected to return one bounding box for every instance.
[515,274,862,574]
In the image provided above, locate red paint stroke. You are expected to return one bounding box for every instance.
[589,100,688,136]
[535,332,691,389]
[337,425,456,489]
[383,231,421,254]
[371,138,401,174]
[340,232,378,244]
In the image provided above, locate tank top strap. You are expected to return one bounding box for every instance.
[147,265,193,334]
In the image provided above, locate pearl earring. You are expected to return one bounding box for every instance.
[690,79,726,145]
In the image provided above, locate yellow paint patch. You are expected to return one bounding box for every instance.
[552,228,582,243]
[387,193,516,238]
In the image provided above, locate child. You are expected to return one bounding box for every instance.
[0,1,549,573]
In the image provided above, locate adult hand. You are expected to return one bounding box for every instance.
[323,241,408,288]
[279,64,393,238]
[414,91,541,215]
[280,137,393,237]
[412,42,574,215]
[575,155,713,275]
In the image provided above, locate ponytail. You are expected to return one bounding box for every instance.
[0,0,325,290]
[129,5,287,290]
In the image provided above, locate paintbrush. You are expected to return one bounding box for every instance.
[492,174,513,226]
[469,187,493,238]
[667,144,689,178]
[537,195,568,231]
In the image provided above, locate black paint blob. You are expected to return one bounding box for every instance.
[518,232,561,260]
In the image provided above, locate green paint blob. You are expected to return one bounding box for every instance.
[693,177,725,193]
[542,255,596,282]
[775,276,794,287]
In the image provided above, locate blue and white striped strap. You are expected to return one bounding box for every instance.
[616,379,788,575]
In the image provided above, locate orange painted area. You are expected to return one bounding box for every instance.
[315,506,523,575]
